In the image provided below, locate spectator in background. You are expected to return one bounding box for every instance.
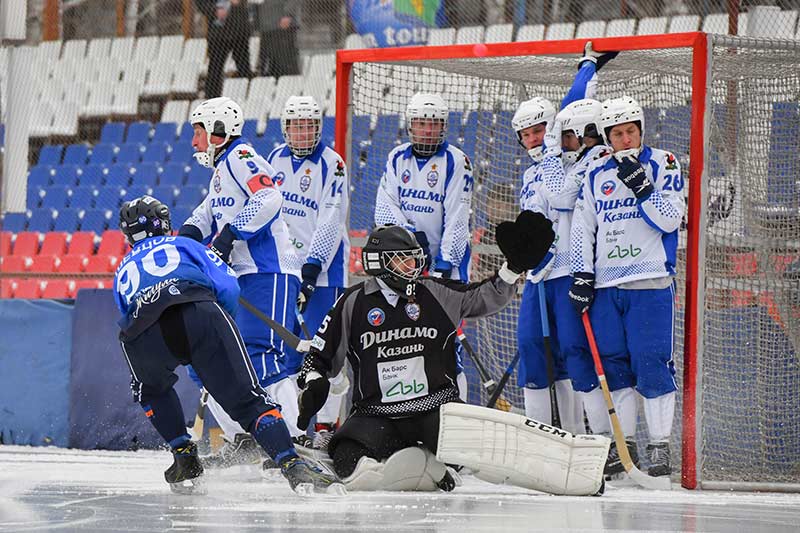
[254,0,300,77]
[196,0,253,98]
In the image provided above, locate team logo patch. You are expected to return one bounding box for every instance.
[427,170,439,188]
[335,160,345,177]
[213,172,222,193]
[601,180,616,196]
[401,169,412,184]
[300,170,312,192]
[367,307,385,327]
[405,302,420,321]
[138,215,147,224]
[274,172,286,186]
[237,149,254,160]
[463,155,472,171]
[168,285,181,296]
[247,173,274,193]
[665,153,678,170]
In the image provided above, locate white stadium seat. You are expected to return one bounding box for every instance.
[668,14,700,33]
[545,22,575,40]
[605,18,636,36]
[344,33,365,49]
[637,17,668,35]
[157,35,185,63]
[515,24,545,42]
[223,77,249,102]
[132,36,160,63]
[456,26,484,44]
[161,100,190,123]
[428,28,456,46]
[171,63,202,96]
[87,38,112,61]
[575,20,606,39]
[110,37,135,62]
[61,40,87,62]
[484,23,513,43]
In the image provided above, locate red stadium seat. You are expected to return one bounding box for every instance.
[12,232,40,256]
[97,230,126,257]
[1,255,28,273]
[42,279,74,299]
[84,255,114,272]
[1,231,11,256]
[56,255,87,273]
[1,278,14,298]
[14,279,43,298]
[28,255,58,273]
[68,231,97,256]
[40,232,69,256]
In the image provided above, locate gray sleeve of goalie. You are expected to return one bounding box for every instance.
[302,286,360,385]
[419,275,516,327]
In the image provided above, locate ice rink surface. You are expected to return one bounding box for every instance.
[2,446,800,532]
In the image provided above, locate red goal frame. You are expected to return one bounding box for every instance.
[334,32,711,490]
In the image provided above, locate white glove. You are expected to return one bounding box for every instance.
[541,119,563,159]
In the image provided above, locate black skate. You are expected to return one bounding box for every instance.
[165,441,206,495]
[646,441,671,477]
[604,438,639,479]
[201,433,263,469]
[280,456,346,496]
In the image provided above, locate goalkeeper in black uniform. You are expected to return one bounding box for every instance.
[294,212,570,492]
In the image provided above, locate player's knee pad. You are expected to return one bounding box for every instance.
[437,403,609,496]
[342,447,447,492]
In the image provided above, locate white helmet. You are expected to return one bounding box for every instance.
[598,96,645,154]
[557,98,603,165]
[406,93,448,157]
[512,97,556,162]
[190,97,244,167]
[281,95,322,157]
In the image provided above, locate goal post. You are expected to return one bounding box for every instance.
[334,32,800,491]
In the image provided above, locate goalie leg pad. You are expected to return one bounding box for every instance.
[436,403,610,496]
[343,447,446,491]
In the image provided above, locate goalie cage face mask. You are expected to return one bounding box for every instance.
[362,225,426,298]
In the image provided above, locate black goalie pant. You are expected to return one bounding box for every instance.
[327,409,443,478]
[121,300,278,433]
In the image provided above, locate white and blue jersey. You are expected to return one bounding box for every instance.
[570,145,685,288]
[266,142,350,289]
[183,139,302,279]
[374,141,473,281]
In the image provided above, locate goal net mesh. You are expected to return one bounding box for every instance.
[343,36,800,486]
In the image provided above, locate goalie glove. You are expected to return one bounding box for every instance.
[616,154,654,200]
[210,223,237,265]
[296,354,331,431]
[495,210,555,275]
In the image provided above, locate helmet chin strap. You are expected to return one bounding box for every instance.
[193,132,230,168]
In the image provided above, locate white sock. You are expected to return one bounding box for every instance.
[523,387,551,424]
[554,379,585,434]
[643,391,676,442]
[580,387,611,435]
[265,374,303,437]
[456,372,468,403]
[206,395,246,439]
[610,387,637,438]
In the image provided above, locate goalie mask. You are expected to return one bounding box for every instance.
[512,97,556,162]
[362,225,426,298]
[119,195,172,246]
[190,97,244,168]
[406,93,448,157]
[598,95,644,158]
[281,95,322,157]
[557,99,603,166]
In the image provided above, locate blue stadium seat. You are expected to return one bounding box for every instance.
[53,164,80,186]
[768,102,798,206]
[38,145,64,166]
[186,163,211,185]
[152,122,179,143]
[28,166,54,188]
[95,186,125,210]
[69,186,97,209]
[124,185,151,201]
[100,122,126,144]
[0,124,4,146]
[41,186,70,209]
[133,162,161,187]
[159,163,187,186]
[77,164,106,187]
[176,185,205,206]
[151,185,178,206]
[28,208,55,231]
[89,143,117,165]
[105,163,134,188]
[2,212,27,232]
[27,187,44,209]
[321,116,335,147]
[351,115,371,148]
[53,208,80,232]
[63,144,90,165]
[141,142,168,164]
[263,119,283,145]
[242,119,259,140]
[116,142,143,164]
[168,142,194,163]
[375,114,400,142]
[171,204,196,226]
[178,122,194,143]
[126,121,152,144]
[253,138,276,158]
[80,209,111,233]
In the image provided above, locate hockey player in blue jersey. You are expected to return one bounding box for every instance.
[513,43,617,434]
[267,95,350,446]
[177,97,305,467]
[569,95,686,477]
[374,92,474,400]
[113,195,343,495]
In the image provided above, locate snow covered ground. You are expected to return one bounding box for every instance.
[2,445,799,532]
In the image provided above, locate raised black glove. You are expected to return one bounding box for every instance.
[178,224,203,242]
[210,223,236,264]
[297,262,322,314]
[616,155,654,199]
[495,210,555,274]
[568,272,595,315]
[297,376,330,431]
[413,231,432,270]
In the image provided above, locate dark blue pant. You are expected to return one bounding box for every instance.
[121,300,279,442]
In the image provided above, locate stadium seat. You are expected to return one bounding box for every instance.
[171,205,195,226]
[151,185,178,206]
[28,166,54,188]
[68,231,97,255]
[142,142,169,164]
[84,255,115,273]
[0,232,11,256]
[42,279,74,299]
[152,122,179,143]
[178,122,194,142]
[56,254,86,273]
[63,144,90,165]
[126,121,152,143]
[27,187,44,210]
[97,230,127,257]
[100,122,126,144]
[89,143,117,165]
[124,184,151,200]
[116,143,144,164]
[79,209,111,233]
[1,255,27,273]
[105,163,135,187]
[41,186,70,209]
[69,186,98,209]
[54,165,80,186]
[78,164,106,187]
[2,213,28,233]
[132,162,161,187]
[263,119,283,144]
[186,164,211,185]
[53,208,81,232]
[40,232,68,255]
[38,145,64,166]
[28,209,55,232]
[96,186,125,210]
[176,185,205,206]
[0,279,13,299]
[158,163,187,186]
[168,142,194,163]
[13,279,43,299]
[28,255,57,273]
[242,119,259,140]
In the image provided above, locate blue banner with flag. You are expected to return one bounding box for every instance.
[348,0,447,47]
